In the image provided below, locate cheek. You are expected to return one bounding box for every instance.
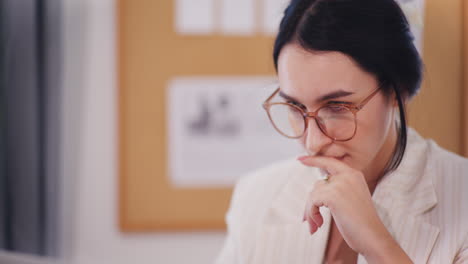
[298,135,307,152]
[344,101,394,170]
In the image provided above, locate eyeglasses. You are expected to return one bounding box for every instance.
[262,87,380,141]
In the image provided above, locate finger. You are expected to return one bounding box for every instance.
[304,190,326,233]
[313,177,329,188]
[297,155,350,175]
[307,214,318,234]
[309,204,324,228]
[305,205,323,235]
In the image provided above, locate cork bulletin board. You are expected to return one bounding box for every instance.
[118,0,277,231]
[118,0,465,231]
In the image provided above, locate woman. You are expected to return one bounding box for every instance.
[216,0,468,263]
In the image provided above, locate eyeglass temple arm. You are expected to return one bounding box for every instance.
[356,88,380,110]
[263,87,280,108]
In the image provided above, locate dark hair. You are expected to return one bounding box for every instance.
[273,0,423,176]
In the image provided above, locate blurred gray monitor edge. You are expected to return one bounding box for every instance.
[0,250,59,264]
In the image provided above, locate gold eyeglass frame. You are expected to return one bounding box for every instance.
[262,87,380,141]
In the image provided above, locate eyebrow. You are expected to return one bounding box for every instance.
[279,89,355,105]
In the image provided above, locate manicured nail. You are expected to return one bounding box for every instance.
[297,156,308,162]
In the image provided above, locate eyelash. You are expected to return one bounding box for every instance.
[328,101,352,105]
[286,100,305,108]
[286,100,352,108]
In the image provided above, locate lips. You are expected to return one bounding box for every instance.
[332,154,347,161]
[307,153,348,160]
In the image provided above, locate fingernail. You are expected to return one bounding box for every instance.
[297,156,308,162]
[310,227,316,235]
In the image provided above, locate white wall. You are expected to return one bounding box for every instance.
[61,1,226,264]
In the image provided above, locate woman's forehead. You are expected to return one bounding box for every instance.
[277,44,378,100]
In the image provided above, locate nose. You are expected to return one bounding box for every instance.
[303,118,333,155]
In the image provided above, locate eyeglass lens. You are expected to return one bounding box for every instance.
[268,104,356,140]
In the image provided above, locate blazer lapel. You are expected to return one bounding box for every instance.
[364,128,440,263]
[362,206,440,264]
[252,164,331,264]
[370,180,439,263]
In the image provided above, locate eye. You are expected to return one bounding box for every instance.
[325,105,349,114]
[286,100,306,109]
[328,101,352,105]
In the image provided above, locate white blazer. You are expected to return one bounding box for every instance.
[216,128,468,263]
